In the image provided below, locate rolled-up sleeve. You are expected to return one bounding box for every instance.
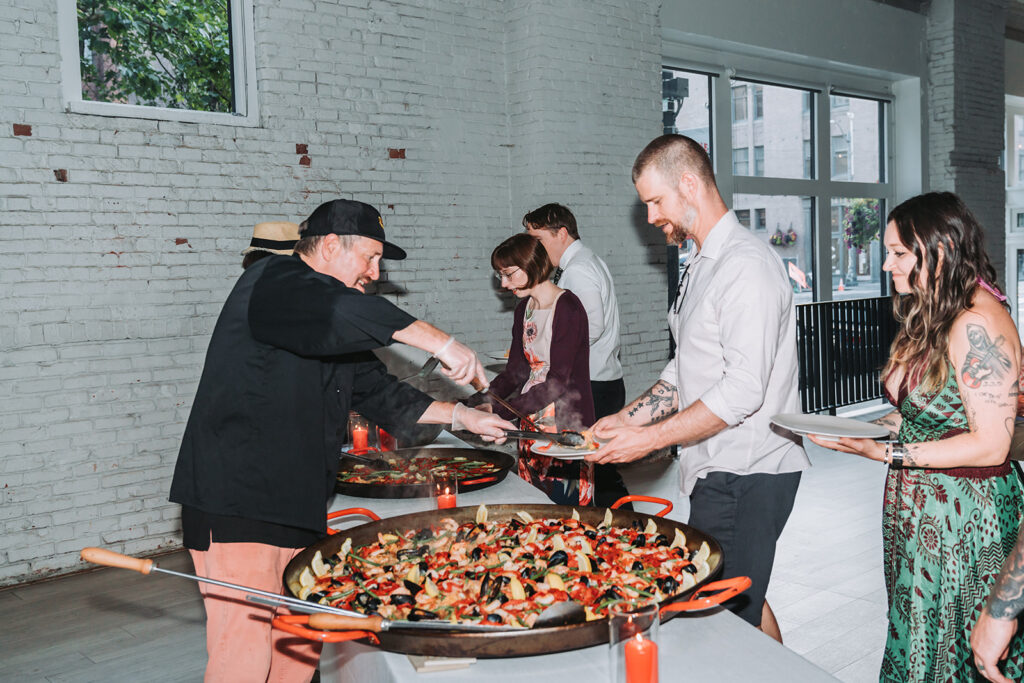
[697,256,787,426]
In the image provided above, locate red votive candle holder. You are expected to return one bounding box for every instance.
[432,472,457,509]
[624,633,658,683]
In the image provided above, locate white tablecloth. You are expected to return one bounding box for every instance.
[320,433,836,682]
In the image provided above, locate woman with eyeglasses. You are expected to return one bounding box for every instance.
[470,232,595,505]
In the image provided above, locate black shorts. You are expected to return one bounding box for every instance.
[687,470,802,627]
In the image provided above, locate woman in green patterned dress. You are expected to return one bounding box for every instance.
[809,192,1024,682]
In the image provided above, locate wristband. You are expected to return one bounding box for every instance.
[434,336,455,358]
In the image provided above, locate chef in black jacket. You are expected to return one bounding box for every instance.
[170,199,513,682]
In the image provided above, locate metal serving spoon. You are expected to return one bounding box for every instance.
[501,430,587,448]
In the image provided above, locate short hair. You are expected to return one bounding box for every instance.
[522,203,580,240]
[491,233,553,288]
[632,134,717,188]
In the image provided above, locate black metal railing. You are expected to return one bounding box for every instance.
[795,296,898,414]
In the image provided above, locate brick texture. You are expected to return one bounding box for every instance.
[0,0,663,585]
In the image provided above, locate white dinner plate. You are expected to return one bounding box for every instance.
[528,440,602,460]
[770,413,890,440]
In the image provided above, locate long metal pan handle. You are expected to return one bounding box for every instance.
[610,495,674,518]
[80,546,358,618]
[658,576,752,616]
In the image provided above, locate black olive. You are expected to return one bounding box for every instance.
[593,537,606,548]
[520,567,532,580]
[525,583,536,597]
[674,547,688,560]
[655,534,670,547]
[577,575,590,587]
[584,529,597,540]
[520,552,534,561]
[485,613,503,624]
[509,518,524,531]
[548,550,569,568]
[404,579,422,595]
[470,606,480,617]
[562,525,573,533]
[418,560,429,572]
[408,607,439,621]
[631,560,644,572]
[683,563,698,574]
[390,593,415,606]
[634,534,646,548]
[305,591,328,603]
[657,576,679,594]
[471,547,483,560]
[382,564,393,573]
[631,520,643,531]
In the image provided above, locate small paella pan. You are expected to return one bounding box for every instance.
[335,447,516,499]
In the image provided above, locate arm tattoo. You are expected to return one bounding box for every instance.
[902,444,918,467]
[627,380,677,421]
[872,412,901,431]
[987,533,1024,619]
[960,323,1012,388]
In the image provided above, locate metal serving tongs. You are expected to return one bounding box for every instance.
[79,547,522,633]
[501,429,587,448]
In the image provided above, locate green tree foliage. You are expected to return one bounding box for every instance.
[77,0,233,112]
[842,198,881,253]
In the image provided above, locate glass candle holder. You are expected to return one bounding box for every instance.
[431,471,458,509]
[348,412,376,453]
[608,602,659,683]
[377,426,398,452]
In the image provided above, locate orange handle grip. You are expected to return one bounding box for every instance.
[308,613,384,632]
[610,495,674,518]
[80,547,154,574]
[659,576,752,616]
[325,507,381,535]
[271,614,381,644]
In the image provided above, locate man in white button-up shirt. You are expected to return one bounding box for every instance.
[523,203,630,506]
[591,134,809,642]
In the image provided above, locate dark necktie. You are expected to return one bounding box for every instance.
[551,267,564,285]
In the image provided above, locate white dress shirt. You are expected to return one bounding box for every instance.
[558,240,623,382]
[659,211,809,495]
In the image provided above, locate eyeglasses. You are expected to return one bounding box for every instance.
[494,267,522,282]
[672,260,692,314]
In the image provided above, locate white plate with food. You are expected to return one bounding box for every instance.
[528,435,604,460]
[770,413,890,440]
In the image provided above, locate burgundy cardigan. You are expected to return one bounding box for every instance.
[485,291,595,429]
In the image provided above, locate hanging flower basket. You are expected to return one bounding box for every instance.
[770,229,797,247]
[842,199,880,253]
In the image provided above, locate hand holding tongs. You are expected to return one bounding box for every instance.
[469,378,542,431]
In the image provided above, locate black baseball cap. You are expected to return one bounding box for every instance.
[301,199,407,260]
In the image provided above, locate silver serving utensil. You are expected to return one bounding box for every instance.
[399,356,440,382]
[502,430,587,448]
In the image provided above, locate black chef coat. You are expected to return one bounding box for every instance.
[170,255,435,544]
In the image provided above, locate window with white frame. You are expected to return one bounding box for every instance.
[56,0,258,125]
[663,67,892,303]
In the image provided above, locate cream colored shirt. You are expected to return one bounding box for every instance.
[659,211,809,494]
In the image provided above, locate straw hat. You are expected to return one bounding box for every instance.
[242,221,302,256]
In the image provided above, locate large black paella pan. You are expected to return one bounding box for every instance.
[278,500,743,658]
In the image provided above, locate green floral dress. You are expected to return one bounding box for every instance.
[881,366,1024,682]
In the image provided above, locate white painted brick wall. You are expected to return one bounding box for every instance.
[926,0,1009,284]
[0,0,663,585]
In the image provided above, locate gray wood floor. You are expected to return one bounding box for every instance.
[0,437,888,682]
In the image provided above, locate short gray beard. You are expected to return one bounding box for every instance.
[668,206,697,244]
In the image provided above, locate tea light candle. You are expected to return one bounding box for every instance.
[625,632,657,683]
[436,490,457,509]
[352,425,369,451]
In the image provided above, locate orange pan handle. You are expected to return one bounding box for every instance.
[80,547,154,574]
[271,614,380,644]
[658,576,752,616]
[325,507,382,536]
[610,495,673,518]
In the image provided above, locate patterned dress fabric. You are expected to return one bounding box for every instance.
[881,367,1024,682]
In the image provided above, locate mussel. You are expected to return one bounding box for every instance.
[631,560,644,572]
[633,534,646,548]
[404,579,423,595]
[548,550,569,568]
[407,607,439,621]
[657,576,678,594]
[354,592,381,612]
[389,593,416,606]
[654,534,670,547]
[683,563,698,574]
[508,518,524,531]
[414,527,433,542]
[584,529,597,540]
[397,546,427,560]
[600,586,623,601]
[485,613,503,624]
[470,547,484,561]
[305,591,328,603]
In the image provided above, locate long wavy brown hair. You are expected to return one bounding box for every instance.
[882,192,1003,394]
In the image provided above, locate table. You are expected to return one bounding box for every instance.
[320,433,836,682]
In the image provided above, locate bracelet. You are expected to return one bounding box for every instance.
[884,441,892,465]
[434,336,455,358]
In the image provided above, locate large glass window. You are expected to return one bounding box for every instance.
[57,0,258,125]
[663,66,891,303]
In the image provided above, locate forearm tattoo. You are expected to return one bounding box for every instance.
[960,323,1011,388]
[627,380,677,421]
[872,412,901,432]
[987,535,1024,619]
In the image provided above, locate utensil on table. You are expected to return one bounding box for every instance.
[79,547,517,634]
[502,429,587,448]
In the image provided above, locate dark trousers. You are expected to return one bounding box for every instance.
[591,378,630,508]
[687,470,802,627]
